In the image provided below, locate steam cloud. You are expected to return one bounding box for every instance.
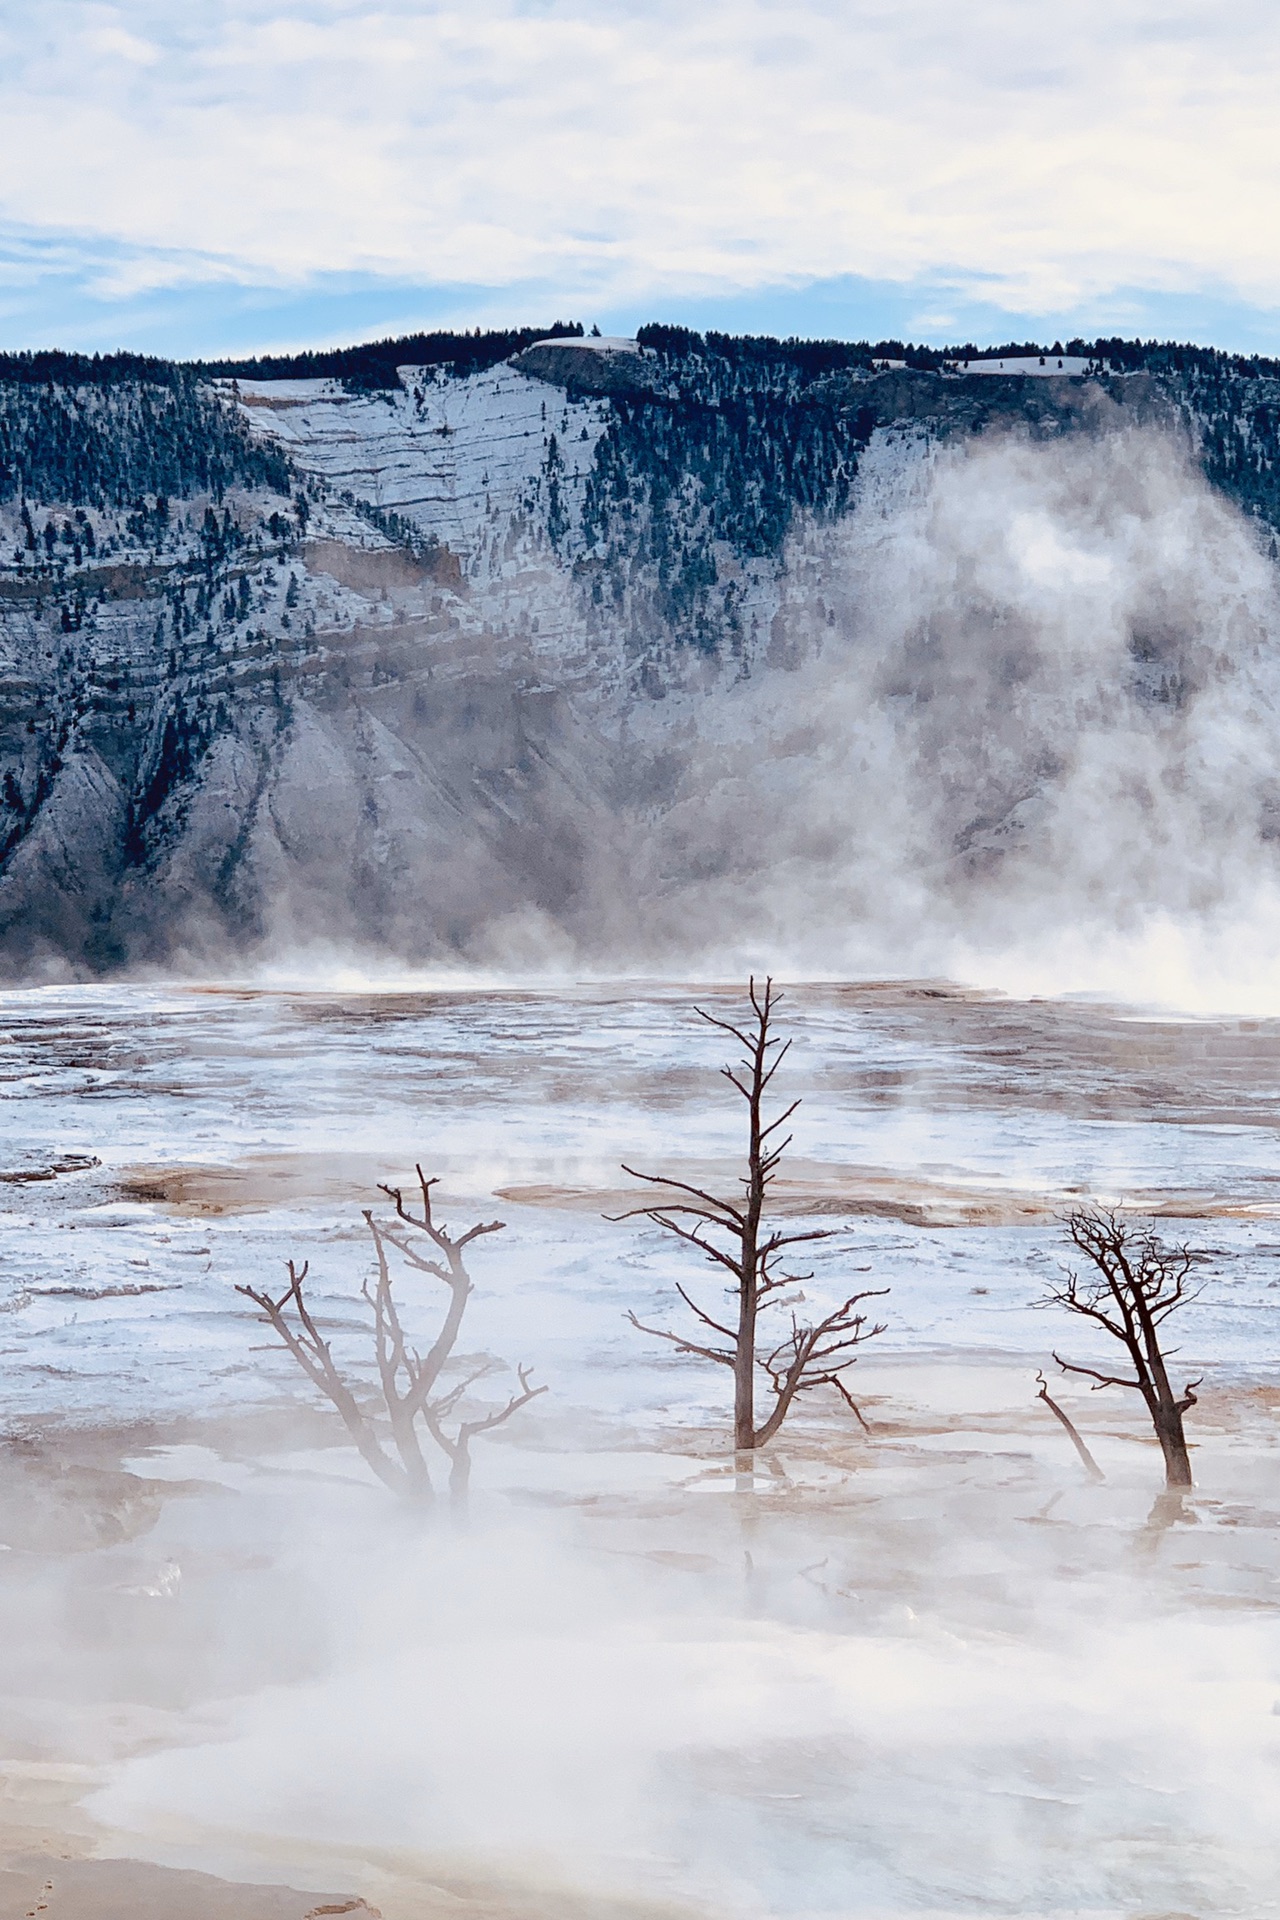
[84,1476,1280,1915]
[95,410,1280,1013]
[390,418,1280,1010]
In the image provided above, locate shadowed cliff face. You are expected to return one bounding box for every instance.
[0,606,632,973]
[3,348,1280,982]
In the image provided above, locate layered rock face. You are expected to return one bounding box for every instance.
[2,337,1279,976]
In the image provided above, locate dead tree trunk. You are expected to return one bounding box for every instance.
[731,983,770,1451]
[1034,1370,1105,1483]
[1042,1208,1206,1491]
[617,978,887,1452]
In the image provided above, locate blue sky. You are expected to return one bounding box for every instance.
[4,2,1280,360]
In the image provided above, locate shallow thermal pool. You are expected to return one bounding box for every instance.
[0,979,1278,1918]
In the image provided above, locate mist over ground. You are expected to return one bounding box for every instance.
[3,981,1280,1916]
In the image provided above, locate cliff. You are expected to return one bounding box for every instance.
[1,332,1279,974]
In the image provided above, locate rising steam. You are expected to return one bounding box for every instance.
[557,419,1280,1007]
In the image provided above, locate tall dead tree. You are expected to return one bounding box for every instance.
[618,977,887,1452]
[1044,1207,1206,1489]
[238,1168,545,1502]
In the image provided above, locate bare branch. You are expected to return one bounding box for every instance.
[1175,1376,1202,1416]
[626,1309,736,1367]
[757,1226,839,1259]
[673,1281,739,1342]
[832,1375,871,1432]
[615,1163,746,1227]
[1054,1351,1142,1392]
[458,1365,548,1438]
[642,1212,746,1280]
[695,1007,759,1053]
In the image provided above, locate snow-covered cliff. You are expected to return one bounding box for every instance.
[3,332,1280,976]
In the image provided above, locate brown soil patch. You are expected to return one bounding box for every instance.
[0,1855,370,1919]
[303,540,462,595]
[234,391,314,411]
[0,1444,168,1554]
[117,1149,1280,1228]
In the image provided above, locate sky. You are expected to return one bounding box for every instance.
[3,0,1280,360]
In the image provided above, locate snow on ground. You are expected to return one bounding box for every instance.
[523,335,649,356]
[956,356,1097,377]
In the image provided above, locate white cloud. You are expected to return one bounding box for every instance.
[3,1,1280,312]
[85,24,160,63]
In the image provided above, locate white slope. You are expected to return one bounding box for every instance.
[956,354,1097,376]
[523,334,647,355]
[228,366,613,569]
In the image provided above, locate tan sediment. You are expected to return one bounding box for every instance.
[500,1171,1052,1228]
[115,1148,1280,1228]
[499,1158,1280,1228]
[302,539,463,594]
[115,1154,400,1217]
[233,391,314,410]
[0,1843,705,1920]
[118,1151,1054,1227]
[0,1843,701,1920]
[0,1442,174,1554]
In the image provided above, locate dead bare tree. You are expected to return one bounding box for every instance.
[238,1168,545,1503]
[616,977,887,1452]
[1043,1207,1206,1489]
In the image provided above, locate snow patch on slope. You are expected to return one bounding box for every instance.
[230,366,612,569]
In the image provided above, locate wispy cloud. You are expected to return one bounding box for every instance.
[3,2,1280,347]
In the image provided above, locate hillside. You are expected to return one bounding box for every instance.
[2,327,1280,975]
